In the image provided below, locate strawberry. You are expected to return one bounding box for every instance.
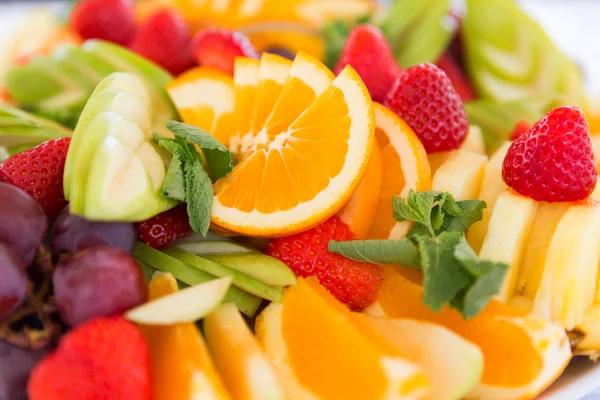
[384,63,469,153]
[0,138,70,220]
[192,28,258,76]
[137,204,192,248]
[334,24,402,103]
[69,0,136,46]
[503,106,597,202]
[130,10,195,75]
[509,120,532,141]
[435,51,476,102]
[266,216,383,311]
[28,316,152,400]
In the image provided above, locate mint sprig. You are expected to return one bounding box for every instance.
[329,190,508,319]
[157,121,236,236]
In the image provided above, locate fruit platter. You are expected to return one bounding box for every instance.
[1,0,600,399]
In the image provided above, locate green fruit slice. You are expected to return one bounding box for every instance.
[0,104,71,148]
[53,45,118,85]
[176,240,258,255]
[203,253,297,287]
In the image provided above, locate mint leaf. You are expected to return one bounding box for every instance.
[416,232,471,311]
[167,120,235,180]
[441,200,486,235]
[184,160,213,235]
[161,153,185,201]
[328,239,420,270]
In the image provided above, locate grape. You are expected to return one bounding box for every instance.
[0,182,47,267]
[53,246,147,327]
[264,46,295,60]
[51,206,136,258]
[0,243,27,319]
[0,340,51,400]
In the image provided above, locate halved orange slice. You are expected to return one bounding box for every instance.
[166,67,235,146]
[255,277,429,399]
[366,104,431,239]
[212,52,374,237]
[366,266,571,400]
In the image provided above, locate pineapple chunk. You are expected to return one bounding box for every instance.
[508,295,534,313]
[428,151,457,176]
[431,150,487,201]
[467,142,511,253]
[462,125,486,155]
[479,189,538,301]
[577,304,600,352]
[534,202,600,330]
[515,202,570,299]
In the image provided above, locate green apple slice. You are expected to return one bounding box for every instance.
[82,40,178,137]
[53,45,118,86]
[176,241,258,255]
[203,253,297,287]
[126,276,232,324]
[0,104,71,148]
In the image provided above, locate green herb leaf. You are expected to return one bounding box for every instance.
[440,200,486,235]
[393,190,434,227]
[161,153,186,201]
[167,121,235,180]
[184,160,213,235]
[416,232,471,311]
[328,239,420,270]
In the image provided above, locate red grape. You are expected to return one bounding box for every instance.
[0,340,51,400]
[0,243,27,319]
[0,182,47,267]
[51,206,136,258]
[53,246,147,327]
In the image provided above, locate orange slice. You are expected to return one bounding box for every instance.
[255,277,429,399]
[366,266,571,400]
[138,272,231,400]
[166,67,235,146]
[337,139,382,239]
[212,52,374,237]
[366,104,432,240]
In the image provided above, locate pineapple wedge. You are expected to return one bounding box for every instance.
[479,189,538,301]
[534,201,600,330]
[462,125,486,155]
[514,202,570,299]
[467,141,511,253]
[577,304,600,353]
[428,151,457,176]
[431,150,487,201]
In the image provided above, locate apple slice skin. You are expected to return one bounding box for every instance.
[203,253,297,287]
[126,277,232,325]
[0,104,71,148]
[176,241,258,255]
[133,242,262,317]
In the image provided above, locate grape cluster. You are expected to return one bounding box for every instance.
[0,182,146,399]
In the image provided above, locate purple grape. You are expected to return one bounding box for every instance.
[53,246,147,327]
[0,340,52,400]
[264,46,295,60]
[0,182,47,267]
[0,243,27,319]
[51,206,136,259]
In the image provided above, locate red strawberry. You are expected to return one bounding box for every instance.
[130,10,195,75]
[334,24,402,103]
[28,316,152,400]
[384,63,469,153]
[503,106,597,202]
[69,0,136,46]
[509,120,532,141]
[0,138,70,219]
[192,28,258,76]
[266,216,383,311]
[435,51,476,102]
[137,204,192,248]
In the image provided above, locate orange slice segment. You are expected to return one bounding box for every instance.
[366,104,432,240]
[255,277,429,400]
[212,58,374,237]
[138,272,231,400]
[366,266,571,400]
[230,57,261,153]
[166,67,235,146]
[337,139,382,239]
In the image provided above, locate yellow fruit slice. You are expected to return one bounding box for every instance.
[431,150,487,201]
[255,277,429,400]
[337,139,382,239]
[212,53,374,237]
[138,272,231,400]
[366,103,431,240]
[166,67,235,146]
[366,266,571,400]
[204,303,285,400]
